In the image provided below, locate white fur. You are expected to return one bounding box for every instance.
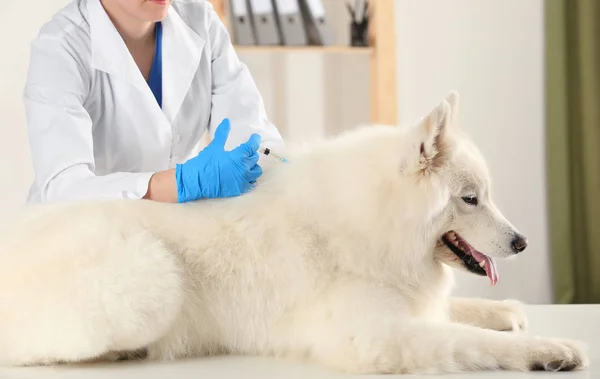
[0,92,588,373]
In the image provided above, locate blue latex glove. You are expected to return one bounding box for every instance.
[175,118,262,203]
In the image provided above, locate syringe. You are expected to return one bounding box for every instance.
[258,146,288,163]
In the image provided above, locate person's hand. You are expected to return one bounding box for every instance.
[175,118,262,203]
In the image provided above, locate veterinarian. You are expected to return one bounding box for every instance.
[23,0,284,204]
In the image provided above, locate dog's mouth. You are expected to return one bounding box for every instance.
[441,231,498,286]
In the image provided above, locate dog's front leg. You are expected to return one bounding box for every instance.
[449,297,527,332]
[273,281,586,374]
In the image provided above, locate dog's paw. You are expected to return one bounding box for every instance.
[484,299,528,332]
[526,337,588,372]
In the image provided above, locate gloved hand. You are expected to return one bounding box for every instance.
[175,118,262,203]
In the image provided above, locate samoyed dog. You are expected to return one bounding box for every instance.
[0,92,588,374]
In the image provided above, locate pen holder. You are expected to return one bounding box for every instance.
[350,19,369,47]
[347,0,370,47]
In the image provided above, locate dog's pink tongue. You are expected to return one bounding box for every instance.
[472,251,498,286]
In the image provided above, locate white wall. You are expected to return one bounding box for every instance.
[0,0,72,227]
[395,0,551,303]
[0,0,551,303]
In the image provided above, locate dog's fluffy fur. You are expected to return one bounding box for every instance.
[0,92,588,373]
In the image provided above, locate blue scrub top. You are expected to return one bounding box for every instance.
[148,22,163,108]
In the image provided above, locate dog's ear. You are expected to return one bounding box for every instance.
[445,91,460,127]
[417,97,453,173]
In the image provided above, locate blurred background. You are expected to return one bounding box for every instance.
[0,0,597,305]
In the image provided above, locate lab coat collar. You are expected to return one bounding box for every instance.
[87,0,205,124]
[161,7,205,124]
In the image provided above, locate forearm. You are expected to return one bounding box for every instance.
[143,169,178,203]
[42,167,177,203]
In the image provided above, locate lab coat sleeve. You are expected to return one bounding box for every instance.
[204,3,285,153]
[23,37,154,203]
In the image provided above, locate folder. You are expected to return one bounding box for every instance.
[229,0,256,45]
[298,0,332,46]
[248,0,281,45]
[272,0,308,46]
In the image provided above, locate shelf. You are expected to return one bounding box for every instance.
[233,45,373,55]
[209,0,398,126]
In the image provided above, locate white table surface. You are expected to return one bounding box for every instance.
[0,304,597,379]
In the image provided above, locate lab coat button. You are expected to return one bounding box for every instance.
[172,134,181,144]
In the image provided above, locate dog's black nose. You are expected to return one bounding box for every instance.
[511,235,528,253]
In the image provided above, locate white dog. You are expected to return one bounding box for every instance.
[0,92,588,374]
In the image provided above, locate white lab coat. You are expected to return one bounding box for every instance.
[23,0,284,203]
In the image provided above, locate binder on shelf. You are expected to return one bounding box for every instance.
[272,0,308,46]
[298,0,333,46]
[248,0,281,45]
[229,0,256,45]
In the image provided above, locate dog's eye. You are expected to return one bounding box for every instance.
[462,195,478,206]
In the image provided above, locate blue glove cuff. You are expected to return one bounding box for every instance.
[176,163,203,203]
